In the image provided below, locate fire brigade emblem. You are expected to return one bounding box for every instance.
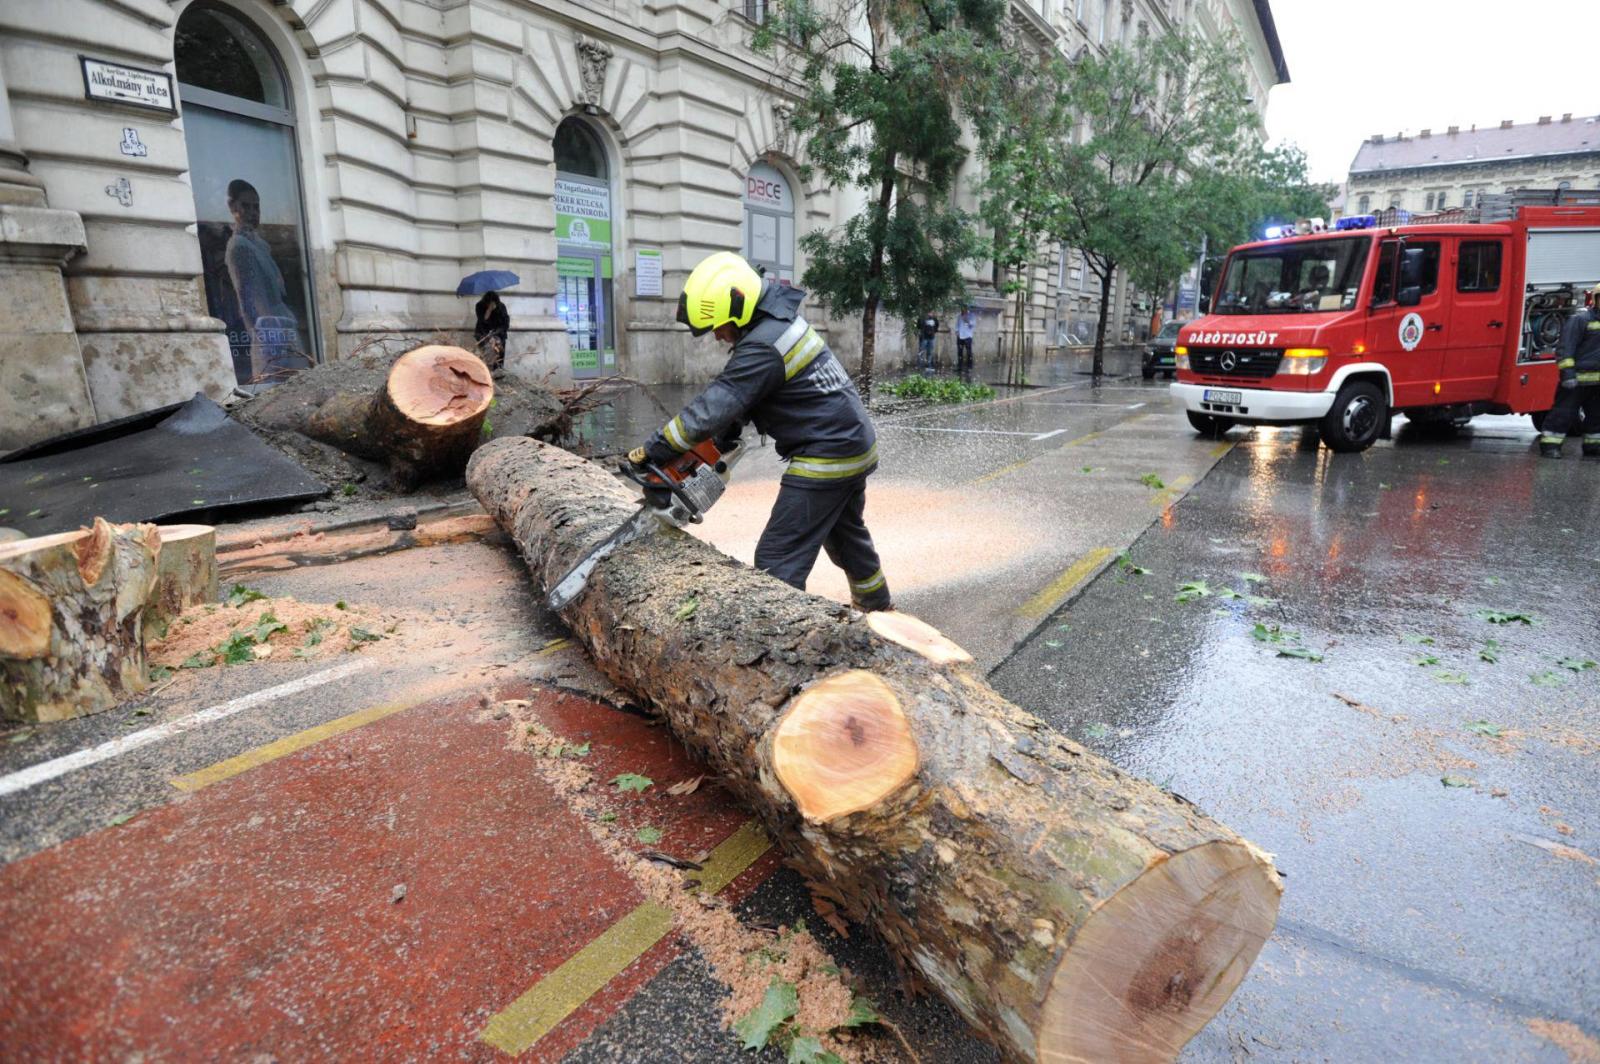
[1398,313,1425,352]
[1219,350,1237,372]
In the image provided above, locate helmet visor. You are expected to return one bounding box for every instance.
[676,291,713,337]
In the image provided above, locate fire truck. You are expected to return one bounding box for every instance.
[1169,190,1600,451]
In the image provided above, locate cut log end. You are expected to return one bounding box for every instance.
[388,345,494,426]
[865,610,973,665]
[0,569,51,659]
[772,670,919,823]
[74,518,114,586]
[1037,840,1282,1064]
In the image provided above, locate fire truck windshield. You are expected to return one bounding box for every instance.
[1213,237,1370,316]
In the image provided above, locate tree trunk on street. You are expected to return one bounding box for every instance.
[147,524,218,639]
[467,437,1282,1064]
[1092,261,1116,382]
[0,519,161,722]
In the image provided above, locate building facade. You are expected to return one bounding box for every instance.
[0,0,1283,450]
[1342,114,1600,220]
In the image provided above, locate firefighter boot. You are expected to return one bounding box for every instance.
[1539,435,1564,459]
[1584,435,1600,458]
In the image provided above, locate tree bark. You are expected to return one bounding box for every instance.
[0,519,161,722]
[467,437,1282,1064]
[1093,262,1115,382]
[240,345,496,491]
[857,149,899,401]
[147,524,218,638]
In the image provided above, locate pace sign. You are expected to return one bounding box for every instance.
[80,57,175,113]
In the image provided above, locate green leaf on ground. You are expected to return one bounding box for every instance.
[1476,610,1534,625]
[635,826,662,844]
[1464,720,1503,737]
[1412,655,1440,667]
[1440,775,1473,788]
[1479,639,1501,664]
[1245,595,1278,608]
[226,584,266,608]
[1402,633,1435,645]
[107,812,136,827]
[252,612,287,642]
[1530,671,1564,687]
[25,509,43,518]
[1116,552,1150,576]
[1044,640,1063,648]
[341,483,358,497]
[1378,482,1392,490]
[1433,671,1469,685]
[180,651,211,669]
[147,664,174,682]
[1277,646,1324,662]
[1556,657,1597,673]
[1217,588,1243,600]
[1252,623,1297,644]
[1139,473,1166,490]
[1084,723,1110,739]
[1241,572,1267,584]
[334,600,348,610]
[304,618,333,647]
[674,595,700,622]
[348,627,382,643]
[612,773,653,793]
[217,631,256,665]
[843,995,881,1028]
[561,741,591,759]
[787,1036,845,1064]
[734,979,798,1050]
[1175,580,1211,603]
[1080,465,1096,474]
[598,812,618,823]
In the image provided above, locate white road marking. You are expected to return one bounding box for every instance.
[887,426,1044,438]
[1031,429,1069,441]
[0,659,372,799]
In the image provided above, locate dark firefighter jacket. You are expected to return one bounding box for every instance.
[1558,308,1600,383]
[646,281,877,488]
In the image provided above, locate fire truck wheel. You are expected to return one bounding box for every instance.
[1186,411,1233,437]
[1320,381,1386,453]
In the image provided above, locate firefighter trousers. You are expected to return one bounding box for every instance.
[754,477,891,610]
[1541,383,1600,449]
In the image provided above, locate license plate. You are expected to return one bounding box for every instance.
[1203,389,1242,405]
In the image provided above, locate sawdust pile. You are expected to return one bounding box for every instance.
[1528,1019,1600,1063]
[149,595,395,669]
[492,697,897,1063]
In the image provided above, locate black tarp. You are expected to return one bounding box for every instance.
[0,395,326,537]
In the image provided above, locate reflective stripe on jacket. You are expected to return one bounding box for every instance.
[647,280,877,488]
[1558,309,1600,378]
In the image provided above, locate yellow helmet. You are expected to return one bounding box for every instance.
[676,252,763,337]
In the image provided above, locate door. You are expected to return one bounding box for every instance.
[1440,238,1510,403]
[557,252,604,378]
[1365,237,1451,409]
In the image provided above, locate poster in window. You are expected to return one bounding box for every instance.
[186,104,316,386]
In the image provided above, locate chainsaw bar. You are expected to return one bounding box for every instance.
[545,506,665,612]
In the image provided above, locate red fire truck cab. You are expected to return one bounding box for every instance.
[1169,196,1600,451]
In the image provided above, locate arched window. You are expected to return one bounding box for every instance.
[743,162,794,284]
[1357,194,1370,213]
[553,117,616,377]
[177,5,317,385]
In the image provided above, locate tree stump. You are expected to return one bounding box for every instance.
[0,518,162,722]
[467,438,1282,1064]
[147,524,218,638]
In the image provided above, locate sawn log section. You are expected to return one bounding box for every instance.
[468,437,1281,1063]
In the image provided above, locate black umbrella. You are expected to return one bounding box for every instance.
[457,270,520,296]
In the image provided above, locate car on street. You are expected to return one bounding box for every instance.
[1142,320,1182,380]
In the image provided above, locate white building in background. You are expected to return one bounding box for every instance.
[1341,115,1600,221]
[0,0,1284,449]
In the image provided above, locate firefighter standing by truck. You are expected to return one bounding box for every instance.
[1540,283,1600,459]
[630,252,893,611]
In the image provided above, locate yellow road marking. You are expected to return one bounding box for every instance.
[1150,473,1195,509]
[1208,440,1234,459]
[170,700,415,792]
[480,818,773,1055]
[1015,547,1115,620]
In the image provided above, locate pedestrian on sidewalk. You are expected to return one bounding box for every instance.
[474,291,510,369]
[1540,283,1600,458]
[955,306,976,375]
[917,311,940,372]
[631,251,892,611]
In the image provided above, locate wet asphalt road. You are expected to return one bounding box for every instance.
[993,415,1600,1062]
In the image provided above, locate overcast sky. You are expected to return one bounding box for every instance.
[1263,0,1600,185]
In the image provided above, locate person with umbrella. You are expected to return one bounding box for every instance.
[458,270,519,369]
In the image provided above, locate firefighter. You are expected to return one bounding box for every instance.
[630,252,892,610]
[1540,283,1600,459]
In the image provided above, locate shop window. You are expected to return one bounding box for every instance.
[177,4,317,386]
[743,162,794,285]
[554,118,616,377]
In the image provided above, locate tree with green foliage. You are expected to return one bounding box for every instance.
[754,0,1006,397]
[1190,142,1337,275]
[1049,29,1260,379]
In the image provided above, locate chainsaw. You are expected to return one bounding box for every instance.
[545,436,745,612]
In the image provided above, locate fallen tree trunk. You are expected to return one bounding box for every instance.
[0,518,161,722]
[240,345,495,490]
[148,524,218,638]
[468,438,1281,1064]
